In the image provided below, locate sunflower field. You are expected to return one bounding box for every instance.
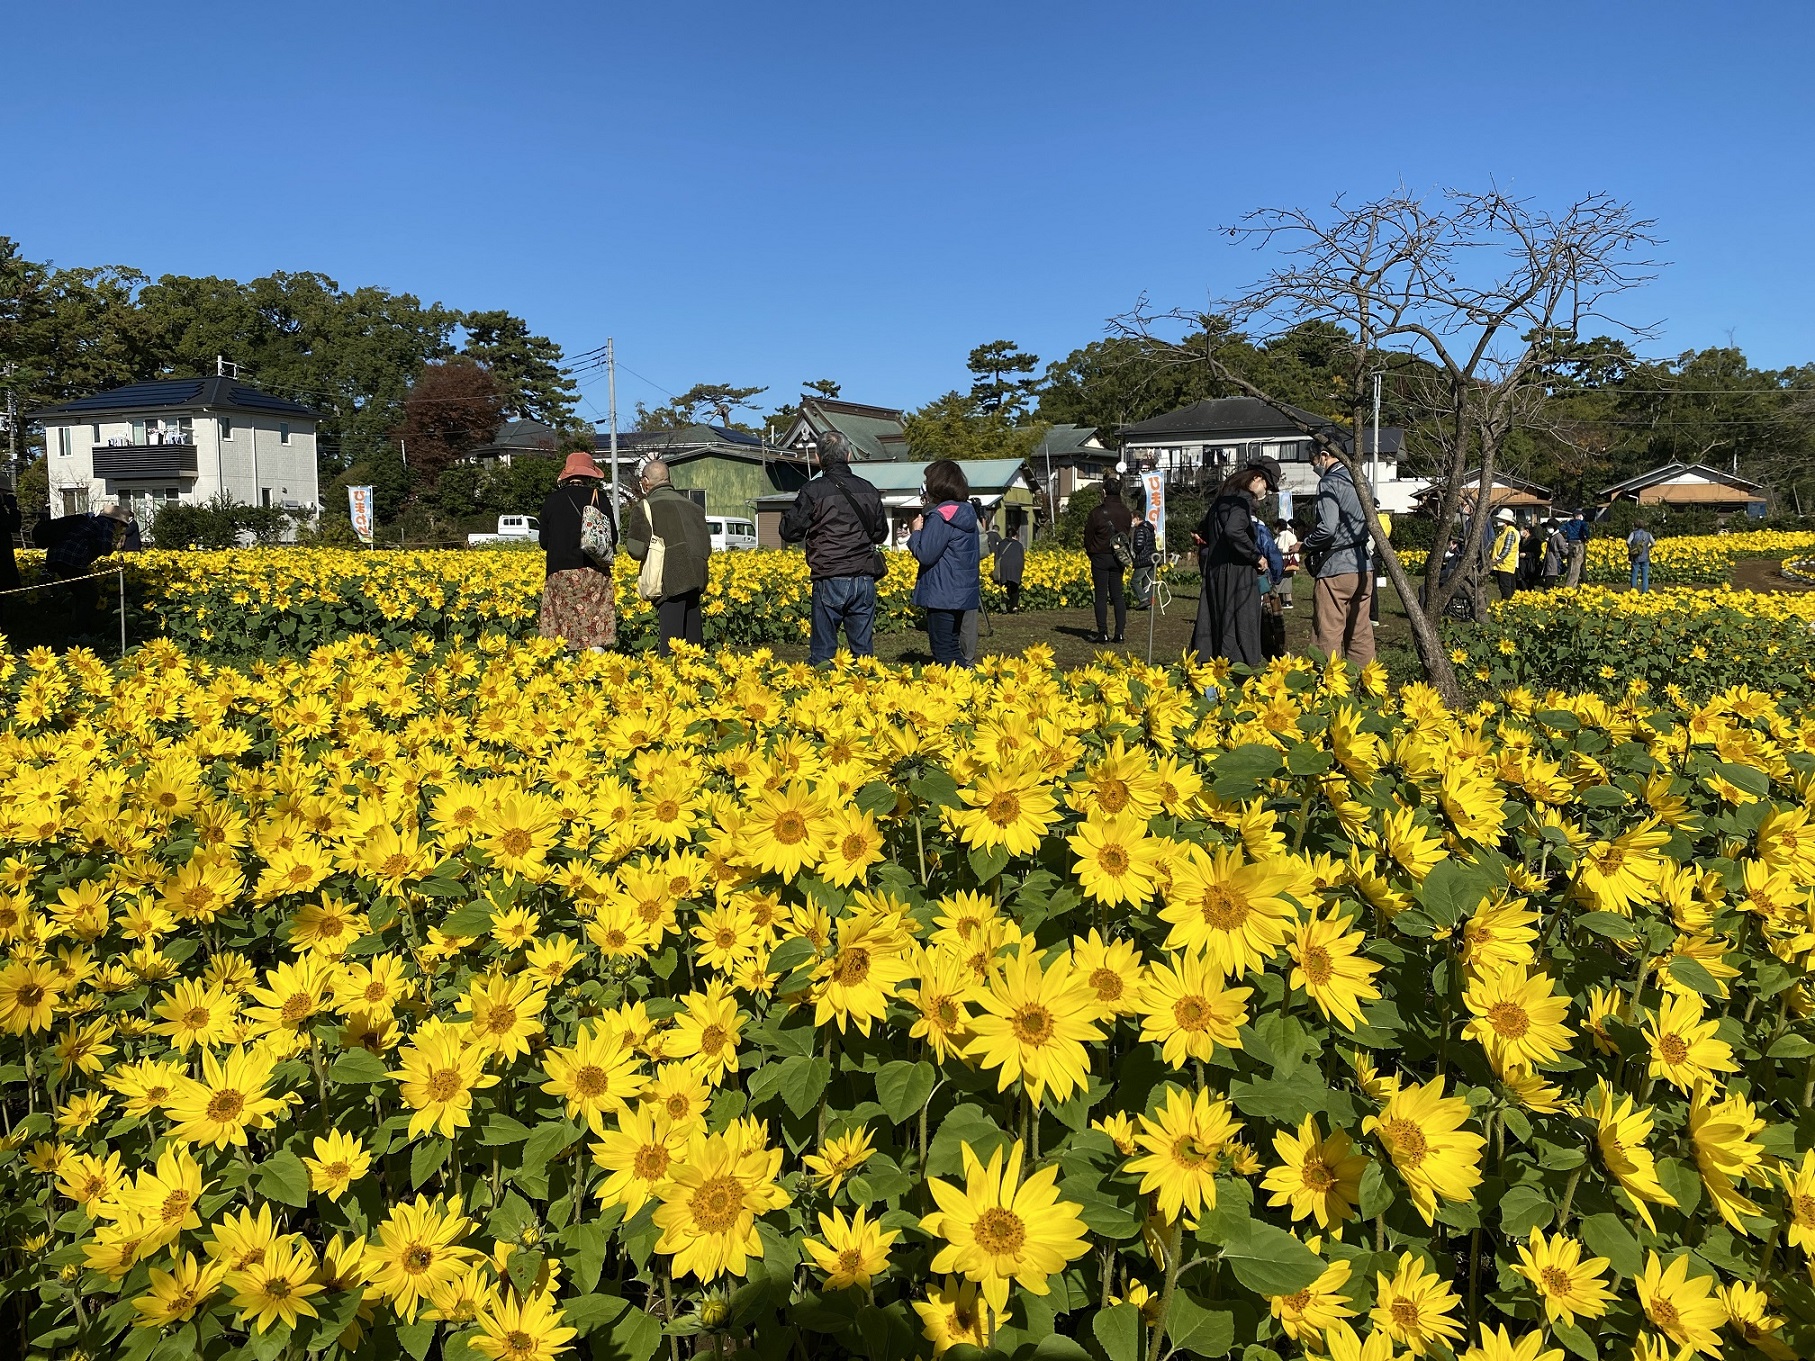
[1398,531,1815,587]
[24,548,1097,656]
[1450,587,1815,703]
[6,634,1815,1361]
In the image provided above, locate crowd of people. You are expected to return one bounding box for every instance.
[534,443,1665,666]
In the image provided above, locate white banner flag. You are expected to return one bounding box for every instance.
[347,486,375,546]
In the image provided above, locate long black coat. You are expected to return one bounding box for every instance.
[1192,490,1264,667]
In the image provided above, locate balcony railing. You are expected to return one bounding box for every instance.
[92,442,200,480]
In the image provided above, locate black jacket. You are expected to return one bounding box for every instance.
[779,465,886,580]
[1197,492,1261,569]
[1083,493,1133,557]
[538,482,615,576]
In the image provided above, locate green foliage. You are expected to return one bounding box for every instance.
[903,391,1051,464]
[1052,484,1102,548]
[634,383,770,433]
[967,339,1042,419]
[150,493,293,549]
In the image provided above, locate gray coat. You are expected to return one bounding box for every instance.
[1302,463,1369,578]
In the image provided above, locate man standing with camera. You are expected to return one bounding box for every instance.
[780,431,889,663]
[1301,435,1375,667]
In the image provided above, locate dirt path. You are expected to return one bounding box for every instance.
[1732,558,1815,593]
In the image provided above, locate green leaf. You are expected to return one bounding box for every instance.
[1551,1318,1598,1361]
[1229,1064,1326,1123]
[560,1220,614,1295]
[328,1048,389,1087]
[1667,954,1722,997]
[521,1118,583,1179]
[1357,1160,1394,1219]
[779,1055,833,1119]
[595,1298,664,1361]
[1574,912,1638,942]
[505,1248,544,1300]
[1767,1033,1815,1060]
[1165,1293,1236,1357]
[1212,744,1284,799]
[439,900,496,937]
[257,1149,312,1208]
[765,935,817,980]
[968,843,1010,883]
[397,1318,436,1361]
[1536,708,1581,732]
[855,782,898,817]
[486,1191,536,1243]
[927,1105,1008,1179]
[478,1114,533,1146]
[410,1138,450,1189]
[1417,858,1498,928]
[1580,1212,1643,1278]
[1283,741,1333,777]
[1656,1157,1701,1215]
[1713,762,1770,797]
[1093,1303,1141,1361]
[1498,1184,1554,1237]
[1219,1219,1326,1296]
[561,1292,632,1338]
[909,768,962,809]
[874,1060,936,1124]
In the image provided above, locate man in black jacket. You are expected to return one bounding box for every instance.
[779,431,888,662]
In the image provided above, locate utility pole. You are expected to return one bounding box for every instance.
[606,337,620,514]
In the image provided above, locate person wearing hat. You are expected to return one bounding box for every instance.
[1489,507,1521,601]
[1190,456,1279,667]
[40,501,134,630]
[537,447,619,651]
[1301,434,1375,667]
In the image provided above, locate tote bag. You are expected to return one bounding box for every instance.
[636,534,667,601]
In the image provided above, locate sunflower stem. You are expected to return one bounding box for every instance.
[915,815,928,887]
[1802,1058,1815,1109]
[1145,1215,1187,1361]
[1556,1163,1584,1229]
[1466,1227,1481,1329]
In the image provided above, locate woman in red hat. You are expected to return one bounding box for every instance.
[536,447,618,650]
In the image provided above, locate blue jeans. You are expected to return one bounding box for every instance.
[924,608,968,666]
[809,575,876,663]
[1630,560,1650,592]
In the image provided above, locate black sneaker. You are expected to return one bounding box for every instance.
[1112,634,1125,643]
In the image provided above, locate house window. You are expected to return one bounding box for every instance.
[91,423,100,444]
[132,420,146,444]
[56,427,71,457]
[220,417,233,441]
[61,489,88,516]
[279,422,290,445]
[261,488,273,508]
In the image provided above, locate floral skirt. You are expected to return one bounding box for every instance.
[539,567,616,650]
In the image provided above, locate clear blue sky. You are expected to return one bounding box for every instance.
[9,1,1812,421]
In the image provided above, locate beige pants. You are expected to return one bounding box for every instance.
[1565,542,1585,587]
[1313,572,1376,667]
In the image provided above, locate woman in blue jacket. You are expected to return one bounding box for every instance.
[908,459,981,666]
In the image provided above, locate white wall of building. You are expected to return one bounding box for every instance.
[44,413,319,535]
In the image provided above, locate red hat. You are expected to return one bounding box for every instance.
[559,451,602,482]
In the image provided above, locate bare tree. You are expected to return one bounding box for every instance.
[1117,187,1661,705]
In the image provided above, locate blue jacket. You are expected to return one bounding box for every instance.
[1255,520,1285,585]
[908,500,981,610]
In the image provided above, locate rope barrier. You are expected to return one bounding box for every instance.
[0,566,131,658]
[0,565,128,598]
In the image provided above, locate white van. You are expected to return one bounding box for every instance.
[707,517,758,552]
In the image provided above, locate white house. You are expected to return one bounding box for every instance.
[1118,397,1430,514]
[30,377,321,537]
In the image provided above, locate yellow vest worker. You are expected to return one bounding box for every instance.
[1489,511,1521,599]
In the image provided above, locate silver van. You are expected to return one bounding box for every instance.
[706,517,758,552]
